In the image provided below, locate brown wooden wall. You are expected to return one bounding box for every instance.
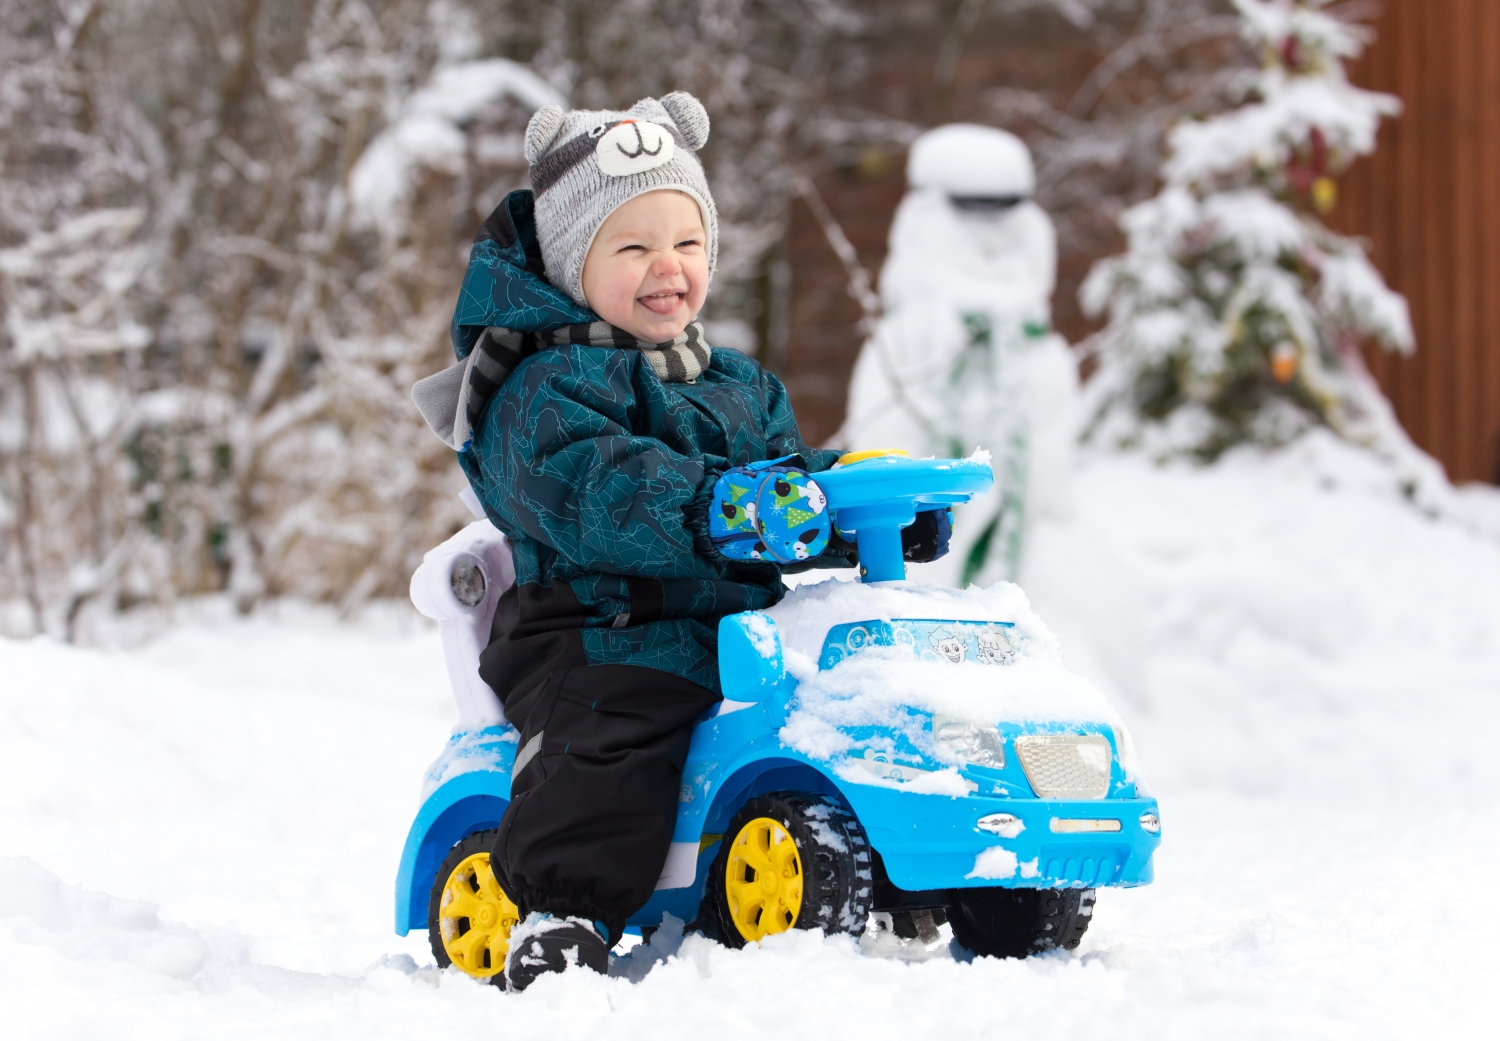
[1337,0,1500,484]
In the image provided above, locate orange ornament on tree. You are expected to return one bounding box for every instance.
[1271,343,1299,383]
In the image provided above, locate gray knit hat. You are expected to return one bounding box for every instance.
[525,92,718,309]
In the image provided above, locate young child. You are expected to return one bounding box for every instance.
[415,91,943,989]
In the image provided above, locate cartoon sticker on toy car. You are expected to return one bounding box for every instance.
[930,626,967,663]
[976,627,1017,665]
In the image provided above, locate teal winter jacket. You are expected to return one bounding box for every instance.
[452,191,851,693]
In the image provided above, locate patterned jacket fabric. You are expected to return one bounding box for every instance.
[454,190,851,692]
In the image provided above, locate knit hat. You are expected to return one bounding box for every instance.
[524,92,718,309]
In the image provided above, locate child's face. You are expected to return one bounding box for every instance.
[581,190,708,343]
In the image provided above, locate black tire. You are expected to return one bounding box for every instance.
[697,792,873,949]
[428,828,512,984]
[947,887,1096,959]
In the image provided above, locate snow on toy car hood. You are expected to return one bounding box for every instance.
[765,575,1059,665]
[769,578,1130,776]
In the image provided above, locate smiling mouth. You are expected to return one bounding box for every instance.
[638,290,685,316]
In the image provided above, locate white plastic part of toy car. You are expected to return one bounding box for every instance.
[408,490,514,728]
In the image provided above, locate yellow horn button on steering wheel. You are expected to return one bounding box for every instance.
[836,448,910,466]
[725,817,804,942]
[438,851,519,978]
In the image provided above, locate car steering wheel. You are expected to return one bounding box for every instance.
[814,451,994,582]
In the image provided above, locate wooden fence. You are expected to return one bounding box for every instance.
[1337,0,1500,484]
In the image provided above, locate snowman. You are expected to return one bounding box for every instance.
[841,125,1079,587]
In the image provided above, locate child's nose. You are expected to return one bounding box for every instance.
[651,251,683,278]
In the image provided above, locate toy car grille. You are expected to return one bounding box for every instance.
[1014,735,1112,799]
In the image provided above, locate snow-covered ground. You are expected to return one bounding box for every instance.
[4,438,1499,1038]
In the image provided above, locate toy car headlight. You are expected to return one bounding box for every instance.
[931,714,1004,769]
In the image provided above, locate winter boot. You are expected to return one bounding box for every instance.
[504,914,610,991]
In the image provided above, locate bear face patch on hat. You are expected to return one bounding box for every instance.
[524,92,718,310]
[596,120,674,176]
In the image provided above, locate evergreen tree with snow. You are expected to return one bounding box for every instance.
[1081,0,1413,461]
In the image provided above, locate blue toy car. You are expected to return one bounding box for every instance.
[398,452,1160,980]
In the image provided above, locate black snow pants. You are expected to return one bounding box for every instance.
[478,582,720,944]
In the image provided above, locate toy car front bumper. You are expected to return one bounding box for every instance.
[840,784,1161,892]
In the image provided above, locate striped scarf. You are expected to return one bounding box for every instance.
[445,320,711,452]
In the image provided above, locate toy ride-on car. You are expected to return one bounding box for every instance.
[396,452,1161,980]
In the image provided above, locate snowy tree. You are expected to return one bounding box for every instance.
[0,0,878,637]
[1079,0,1412,461]
[982,0,1250,328]
[1,0,512,634]
[0,0,162,638]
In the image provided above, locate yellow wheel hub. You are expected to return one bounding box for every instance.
[725,817,803,943]
[438,851,519,978]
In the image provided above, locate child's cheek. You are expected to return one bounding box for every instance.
[586,257,644,325]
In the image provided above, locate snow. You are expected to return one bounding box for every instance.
[420,726,517,802]
[1319,250,1415,352]
[964,847,1019,880]
[978,813,1025,839]
[905,124,1035,197]
[1025,437,1500,805]
[4,440,1500,1036]
[1166,1,1398,189]
[833,759,976,798]
[1166,75,1397,188]
[800,804,850,853]
[781,651,1123,764]
[741,609,781,660]
[349,59,563,231]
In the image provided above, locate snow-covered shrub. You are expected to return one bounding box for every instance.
[0,0,545,634]
[1081,0,1412,462]
[0,0,872,637]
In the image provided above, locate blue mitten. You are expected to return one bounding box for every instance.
[709,457,831,564]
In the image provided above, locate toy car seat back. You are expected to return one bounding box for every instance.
[409,491,514,727]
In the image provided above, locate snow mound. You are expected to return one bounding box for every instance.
[1,857,209,981]
[1024,437,1500,803]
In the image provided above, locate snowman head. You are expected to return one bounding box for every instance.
[907,124,1035,205]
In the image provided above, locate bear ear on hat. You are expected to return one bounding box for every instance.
[524,105,566,164]
[660,91,709,151]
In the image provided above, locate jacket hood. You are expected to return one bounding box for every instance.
[450,189,597,361]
